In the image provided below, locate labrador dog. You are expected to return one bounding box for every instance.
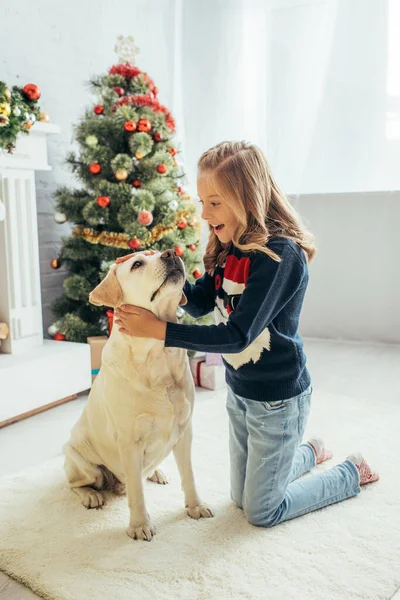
[63,249,213,541]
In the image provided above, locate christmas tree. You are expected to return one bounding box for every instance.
[50,36,204,343]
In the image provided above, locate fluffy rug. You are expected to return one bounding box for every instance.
[0,386,399,600]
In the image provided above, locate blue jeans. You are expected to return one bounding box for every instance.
[226,385,360,527]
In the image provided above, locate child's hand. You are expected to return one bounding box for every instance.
[116,250,157,265]
[114,305,167,340]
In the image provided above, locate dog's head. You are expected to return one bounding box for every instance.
[89,249,187,317]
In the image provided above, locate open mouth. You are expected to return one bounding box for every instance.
[213,224,225,233]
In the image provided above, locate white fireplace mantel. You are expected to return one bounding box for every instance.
[0,123,91,425]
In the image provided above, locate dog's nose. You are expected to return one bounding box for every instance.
[161,249,176,260]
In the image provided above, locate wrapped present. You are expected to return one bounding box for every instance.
[205,352,224,366]
[189,357,226,390]
[87,336,108,383]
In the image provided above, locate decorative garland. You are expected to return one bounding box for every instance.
[0,80,47,153]
[72,210,200,249]
[113,94,175,132]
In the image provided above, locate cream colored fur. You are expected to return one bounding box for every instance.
[64,251,213,541]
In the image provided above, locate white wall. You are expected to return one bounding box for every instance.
[296,191,400,344]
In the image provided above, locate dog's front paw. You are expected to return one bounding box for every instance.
[82,489,104,509]
[127,520,156,541]
[186,503,214,519]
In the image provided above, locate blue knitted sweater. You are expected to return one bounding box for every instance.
[165,238,311,401]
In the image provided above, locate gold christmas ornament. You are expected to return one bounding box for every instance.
[0,102,11,116]
[4,88,11,102]
[24,121,33,130]
[115,168,129,181]
[135,151,143,160]
[39,112,50,123]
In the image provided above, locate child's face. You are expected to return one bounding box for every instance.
[197,175,239,244]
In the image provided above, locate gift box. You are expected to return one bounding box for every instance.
[189,357,226,390]
[87,336,108,383]
[205,352,224,366]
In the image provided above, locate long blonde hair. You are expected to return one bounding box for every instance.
[198,141,316,275]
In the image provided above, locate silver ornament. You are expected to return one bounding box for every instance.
[54,211,67,224]
[48,323,59,336]
[30,113,36,123]
[168,200,179,211]
[13,107,21,117]
[24,112,30,122]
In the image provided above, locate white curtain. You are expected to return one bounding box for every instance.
[158,0,400,196]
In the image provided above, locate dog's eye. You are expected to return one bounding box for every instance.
[131,261,143,271]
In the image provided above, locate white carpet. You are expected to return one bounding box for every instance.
[0,385,399,600]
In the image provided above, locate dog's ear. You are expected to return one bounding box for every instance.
[89,265,123,308]
[179,291,188,306]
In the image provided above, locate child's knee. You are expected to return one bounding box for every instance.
[244,503,280,528]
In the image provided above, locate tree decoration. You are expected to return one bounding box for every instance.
[89,163,102,175]
[54,332,66,341]
[54,211,67,224]
[128,237,141,250]
[22,83,41,101]
[96,195,111,208]
[138,119,151,132]
[138,210,153,226]
[178,218,187,229]
[50,258,61,269]
[124,120,137,132]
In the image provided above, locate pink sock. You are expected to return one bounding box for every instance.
[346,453,379,485]
[306,438,333,465]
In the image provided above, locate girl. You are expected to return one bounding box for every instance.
[115,141,378,527]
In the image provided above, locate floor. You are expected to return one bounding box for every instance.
[0,339,400,599]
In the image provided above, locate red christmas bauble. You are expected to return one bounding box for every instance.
[128,237,141,250]
[94,105,104,115]
[96,195,111,208]
[178,218,187,230]
[132,179,141,188]
[188,244,196,251]
[157,164,168,174]
[54,332,66,341]
[153,133,162,142]
[193,269,202,279]
[175,246,184,257]
[106,309,114,335]
[138,119,152,132]
[168,147,177,156]
[89,163,102,175]
[138,210,153,226]
[22,83,41,101]
[124,120,137,132]
[178,187,185,195]
[113,86,125,96]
